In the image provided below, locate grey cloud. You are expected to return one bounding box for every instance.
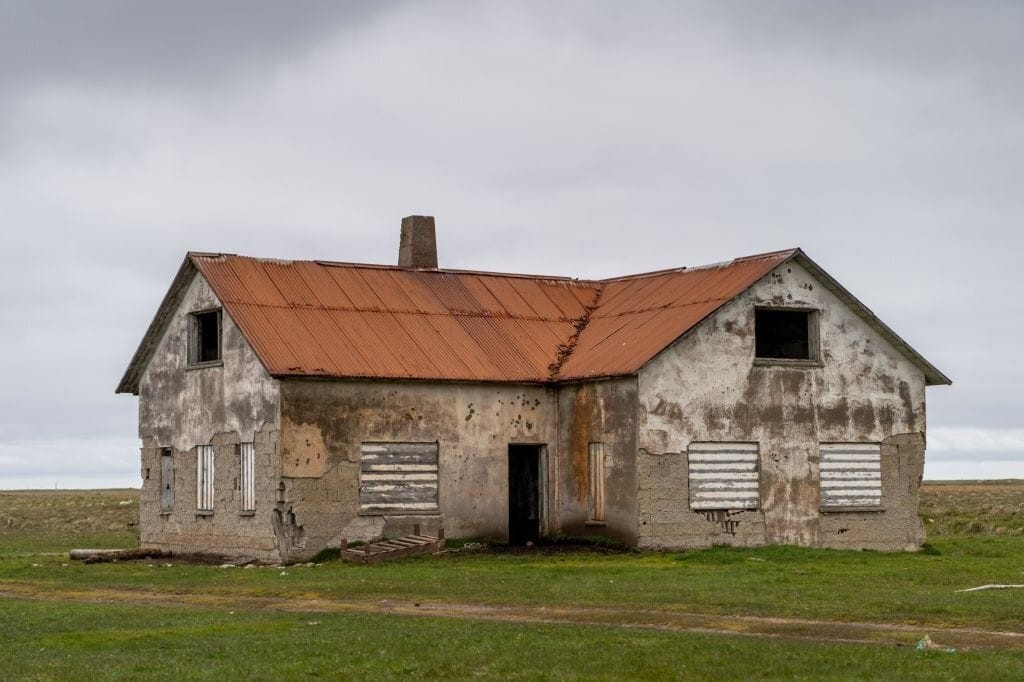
[0,1,1021,486]
[0,1,398,92]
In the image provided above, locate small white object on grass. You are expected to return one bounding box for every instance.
[956,584,1024,593]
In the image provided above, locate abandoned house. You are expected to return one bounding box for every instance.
[116,216,950,562]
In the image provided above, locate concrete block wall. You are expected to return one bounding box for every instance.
[138,425,281,561]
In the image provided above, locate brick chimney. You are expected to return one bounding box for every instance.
[398,215,438,269]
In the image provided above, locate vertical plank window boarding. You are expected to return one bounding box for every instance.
[196,444,215,512]
[239,442,256,512]
[588,442,605,523]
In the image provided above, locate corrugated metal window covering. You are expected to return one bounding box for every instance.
[196,445,215,511]
[588,442,605,522]
[239,442,256,512]
[360,443,439,513]
[688,442,760,510]
[820,443,882,510]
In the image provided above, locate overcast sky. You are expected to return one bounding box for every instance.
[1,1,1021,488]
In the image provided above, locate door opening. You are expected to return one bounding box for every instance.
[508,444,542,545]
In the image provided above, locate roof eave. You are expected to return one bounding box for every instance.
[787,250,952,387]
[115,256,200,395]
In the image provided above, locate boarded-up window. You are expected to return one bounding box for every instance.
[588,442,605,523]
[688,442,760,510]
[160,448,174,512]
[239,442,255,512]
[360,443,439,514]
[196,444,215,512]
[820,443,882,510]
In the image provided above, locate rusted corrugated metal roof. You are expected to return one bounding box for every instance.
[187,251,792,384]
[116,247,950,393]
[558,252,793,379]
[191,255,601,383]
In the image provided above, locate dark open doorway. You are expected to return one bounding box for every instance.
[508,444,542,545]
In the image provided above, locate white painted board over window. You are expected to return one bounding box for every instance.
[360,443,439,513]
[196,445,215,511]
[820,443,882,510]
[688,442,760,510]
[239,442,256,512]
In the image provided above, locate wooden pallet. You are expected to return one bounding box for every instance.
[341,528,445,565]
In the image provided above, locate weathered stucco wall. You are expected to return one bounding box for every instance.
[279,380,560,559]
[637,261,927,551]
[137,273,281,560]
[555,378,639,544]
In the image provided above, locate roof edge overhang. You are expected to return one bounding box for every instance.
[786,250,951,386]
[115,255,201,395]
[630,248,950,386]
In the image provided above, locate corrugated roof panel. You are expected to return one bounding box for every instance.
[260,260,323,307]
[368,312,443,378]
[336,310,417,377]
[507,278,571,320]
[476,276,545,319]
[290,261,357,309]
[192,257,260,306]
[428,273,491,315]
[391,312,474,378]
[323,267,386,310]
[227,304,303,375]
[418,313,502,379]
[560,310,661,378]
[536,280,593,319]
[292,308,376,376]
[385,271,449,315]
[356,268,420,311]
[219,258,290,307]
[454,316,541,381]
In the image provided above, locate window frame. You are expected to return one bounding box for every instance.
[752,306,822,367]
[187,308,223,368]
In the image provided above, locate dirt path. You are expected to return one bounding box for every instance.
[3,582,1023,651]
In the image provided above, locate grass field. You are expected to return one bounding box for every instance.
[2,483,1024,679]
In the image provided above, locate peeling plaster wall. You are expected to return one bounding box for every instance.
[279,380,559,560]
[556,379,639,544]
[137,273,281,560]
[637,261,928,551]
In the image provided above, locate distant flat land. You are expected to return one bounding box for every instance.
[2,484,1024,678]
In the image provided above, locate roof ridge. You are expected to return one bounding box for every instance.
[598,249,800,283]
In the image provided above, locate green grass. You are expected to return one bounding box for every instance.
[3,599,1023,680]
[3,535,1024,631]
[4,486,1024,678]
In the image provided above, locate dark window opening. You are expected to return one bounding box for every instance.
[755,308,815,360]
[189,309,222,365]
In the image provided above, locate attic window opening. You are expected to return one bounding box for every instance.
[189,309,222,366]
[754,308,818,362]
